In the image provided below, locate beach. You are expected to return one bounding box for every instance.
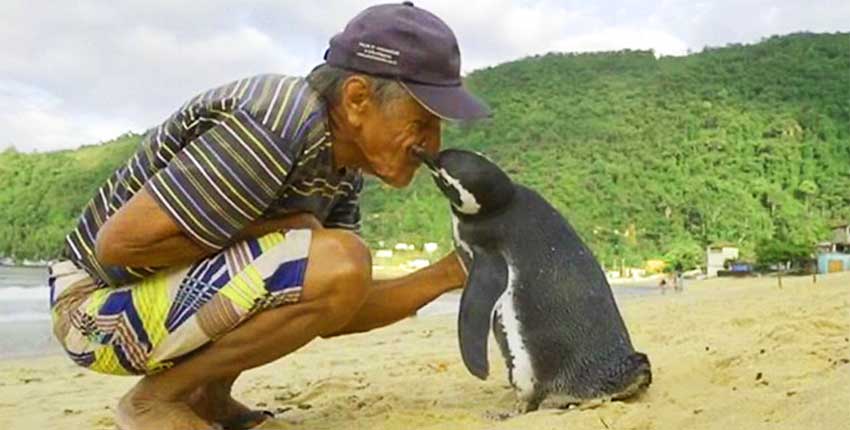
[0,272,847,429]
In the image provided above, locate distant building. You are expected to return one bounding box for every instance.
[816,223,850,273]
[706,243,739,277]
[818,253,850,274]
[829,223,850,253]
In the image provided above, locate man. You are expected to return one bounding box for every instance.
[48,3,489,429]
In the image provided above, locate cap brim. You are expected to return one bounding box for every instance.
[400,82,491,121]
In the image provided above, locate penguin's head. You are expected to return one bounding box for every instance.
[412,147,514,216]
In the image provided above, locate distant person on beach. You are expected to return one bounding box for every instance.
[673,262,684,293]
[659,277,668,294]
[48,3,487,429]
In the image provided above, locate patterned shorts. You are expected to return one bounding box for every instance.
[49,229,312,376]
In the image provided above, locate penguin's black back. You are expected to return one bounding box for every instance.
[457,183,637,398]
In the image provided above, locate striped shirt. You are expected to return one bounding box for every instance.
[64,74,363,287]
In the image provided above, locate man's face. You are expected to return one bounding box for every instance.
[356,92,442,188]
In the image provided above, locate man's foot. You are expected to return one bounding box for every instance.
[116,381,217,430]
[188,384,273,430]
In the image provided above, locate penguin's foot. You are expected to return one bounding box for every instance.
[555,401,581,410]
[575,398,610,410]
[484,410,518,421]
[538,392,583,411]
[519,396,545,414]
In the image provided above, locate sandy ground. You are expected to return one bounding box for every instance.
[0,272,848,430]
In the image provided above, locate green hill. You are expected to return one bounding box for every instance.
[2,32,848,269]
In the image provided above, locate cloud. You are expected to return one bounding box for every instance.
[0,1,329,151]
[553,28,689,57]
[0,80,132,151]
[0,0,847,151]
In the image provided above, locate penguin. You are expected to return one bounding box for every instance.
[412,147,652,412]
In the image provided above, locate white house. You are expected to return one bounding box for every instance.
[706,244,739,277]
[831,224,850,253]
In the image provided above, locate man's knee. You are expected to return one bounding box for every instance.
[302,229,371,331]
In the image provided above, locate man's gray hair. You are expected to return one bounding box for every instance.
[306,63,410,110]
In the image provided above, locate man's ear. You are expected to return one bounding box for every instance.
[341,76,372,128]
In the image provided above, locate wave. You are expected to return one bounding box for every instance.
[0,286,49,302]
[0,311,51,323]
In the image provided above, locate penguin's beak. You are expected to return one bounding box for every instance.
[411,145,439,171]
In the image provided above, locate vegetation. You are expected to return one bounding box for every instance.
[755,238,815,270]
[0,134,139,260]
[2,33,848,270]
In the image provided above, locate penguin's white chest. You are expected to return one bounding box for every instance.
[494,261,536,400]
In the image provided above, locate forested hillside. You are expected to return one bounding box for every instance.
[2,32,848,269]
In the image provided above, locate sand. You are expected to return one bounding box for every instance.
[0,272,848,430]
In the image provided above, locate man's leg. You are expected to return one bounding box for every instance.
[187,251,465,428]
[186,373,263,427]
[116,229,371,430]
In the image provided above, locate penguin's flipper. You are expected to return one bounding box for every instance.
[458,248,509,380]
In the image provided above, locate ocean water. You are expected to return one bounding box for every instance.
[0,265,659,359]
[0,265,61,358]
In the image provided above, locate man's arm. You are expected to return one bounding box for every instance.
[96,188,320,268]
[324,251,467,337]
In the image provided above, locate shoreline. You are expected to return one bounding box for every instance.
[0,277,664,360]
[1,273,847,429]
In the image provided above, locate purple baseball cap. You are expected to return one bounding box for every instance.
[325,2,490,121]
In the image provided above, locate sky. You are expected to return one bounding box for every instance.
[1,0,848,152]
